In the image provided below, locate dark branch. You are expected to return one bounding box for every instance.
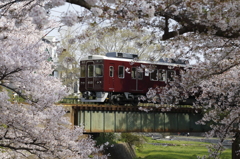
[160,13,240,40]
[0,143,48,153]
[0,0,92,10]
[0,0,19,9]
[0,83,27,100]
[0,67,27,99]
[0,126,49,153]
[0,67,22,81]
[210,63,240,77]
[66,0,91,10]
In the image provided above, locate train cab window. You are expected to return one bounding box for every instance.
[109,66,114,77]
[150,70,158,81]
[118,66,125,78]
[167,70,175,81]
[158,69,166,82]
[95,64,103,77]
[88,65,94,77]
[80,66,86,78]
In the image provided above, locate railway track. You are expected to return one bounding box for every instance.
[60,103,202,113]
[11,97,201,113]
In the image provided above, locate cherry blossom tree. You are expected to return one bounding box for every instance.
[78,25,165,61]
[57,29,81,93]
[62,1,240,158]
[0,1,104,158]
[1,0,240,158]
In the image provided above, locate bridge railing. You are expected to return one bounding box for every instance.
[58,98,82,104]
[58,98,196,109]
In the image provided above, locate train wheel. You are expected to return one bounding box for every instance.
[131,101,138,106]
[110,94,125,105]
[131,96,139,106]
[110,95,119,105]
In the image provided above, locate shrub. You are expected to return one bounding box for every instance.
[120,133,146,148]
[95,132,117,147]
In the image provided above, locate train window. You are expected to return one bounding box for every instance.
[88,65,94,77]
[118,53,123,57]
[158,69,166,81]
[137,68,143,79]
[95,64,103,77]
[150,70,158,81]
[118,66,125,78]
[80,66,86,78]
[131,67,136,79]
[109,66,114,77]
[167,70,175,81]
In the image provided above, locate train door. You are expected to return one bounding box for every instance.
[86,61,94,89]
[108,63,115,90]
[131,67,143,91]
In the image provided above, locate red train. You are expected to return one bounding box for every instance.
[79,52,187,105]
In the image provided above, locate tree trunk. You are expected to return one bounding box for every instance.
[232,133,240,159]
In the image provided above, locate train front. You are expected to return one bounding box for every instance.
[79,55,108,103]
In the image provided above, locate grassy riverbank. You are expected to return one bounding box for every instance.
[134,137,231,159]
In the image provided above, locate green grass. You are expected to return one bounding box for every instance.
[134,138,231,159]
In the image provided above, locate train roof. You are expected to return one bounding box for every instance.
[106,52,138,59]
[81,53,188,67]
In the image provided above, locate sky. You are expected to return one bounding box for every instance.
[47,3,84,37]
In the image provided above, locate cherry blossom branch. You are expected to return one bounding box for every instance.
[0,67,22,81]
[0,0,22,9]
[0,128,48,154]
[209,63,240,77]
[206,115,239,158]
[160,12,240,40]
[0,83,27,100]
[0,123,81,157]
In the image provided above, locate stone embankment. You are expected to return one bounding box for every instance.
[107,143,136,159]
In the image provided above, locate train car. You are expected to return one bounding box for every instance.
[79,52,187,105]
